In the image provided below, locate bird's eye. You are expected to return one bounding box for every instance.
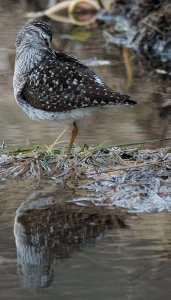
[41,33,49,45]
[41,33,46,39]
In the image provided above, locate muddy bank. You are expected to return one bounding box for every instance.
[1,145,171,212]
[101,0,171,71]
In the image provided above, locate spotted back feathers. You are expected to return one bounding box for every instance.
[14,20,136,118]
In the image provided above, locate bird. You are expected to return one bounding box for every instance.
[13,19,136,155]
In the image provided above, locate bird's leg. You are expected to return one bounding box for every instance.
[67,121,78,155]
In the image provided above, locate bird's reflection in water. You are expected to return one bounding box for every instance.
[14,192,127,290]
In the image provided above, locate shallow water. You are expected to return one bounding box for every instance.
[1,182,171,300]
[1,1,171,299]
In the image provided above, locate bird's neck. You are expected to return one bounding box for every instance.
[13,45,48,95]
[15,46,46,75]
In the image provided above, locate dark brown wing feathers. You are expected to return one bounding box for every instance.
[22,53,136,112]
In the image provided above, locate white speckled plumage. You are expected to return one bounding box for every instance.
[13,19,136,123]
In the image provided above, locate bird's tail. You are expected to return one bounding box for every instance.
[116,93,137,106]
[101,90,137,107]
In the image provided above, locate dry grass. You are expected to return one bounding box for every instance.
[1,142,171,212]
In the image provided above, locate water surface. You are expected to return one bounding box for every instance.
[1,183,171,300]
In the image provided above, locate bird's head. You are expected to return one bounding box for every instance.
[16,19,53,53]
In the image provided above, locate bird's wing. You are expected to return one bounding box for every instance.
[54,50,88,68]
[22,54,136,112]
